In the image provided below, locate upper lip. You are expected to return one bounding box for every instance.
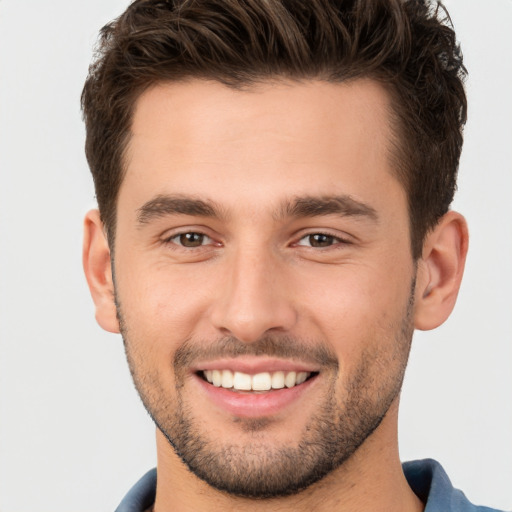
[191,356,321,375]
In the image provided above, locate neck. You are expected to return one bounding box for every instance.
[152,400,423,512]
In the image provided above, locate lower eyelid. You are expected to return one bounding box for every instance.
[296,234,347,246]
[162,232,350,248]
[163,232,212,246]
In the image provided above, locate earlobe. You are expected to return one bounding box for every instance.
[414,211,469,331]
[82,209,120,334]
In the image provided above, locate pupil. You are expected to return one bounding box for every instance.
[310,234,333,247]
[180,233,203,247]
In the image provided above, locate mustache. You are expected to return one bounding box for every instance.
[174,335,339,370]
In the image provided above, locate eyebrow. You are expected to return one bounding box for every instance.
[136,193,378,225]
[137,194,224,224]
[279,195,378,222]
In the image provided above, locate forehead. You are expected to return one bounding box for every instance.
[129,78,392,154]
[122,78,401,214]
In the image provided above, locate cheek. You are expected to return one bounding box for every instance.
[296,260,414,354]
[115,257,216,344]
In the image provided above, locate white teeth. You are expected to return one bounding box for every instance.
[285,371,297,388]
[233,371,252,390]
[212,370,222,387]
[296,372,308,385]
[252,372,272,391]
[202,369,311,391]
[271,371,285,389]
[221,370,234,389]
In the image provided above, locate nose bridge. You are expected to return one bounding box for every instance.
[211,242,296,342]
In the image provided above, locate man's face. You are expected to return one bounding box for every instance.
[113,79,416,497]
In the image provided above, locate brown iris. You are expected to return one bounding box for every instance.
[308,234,335,247]
[179,233,205,247]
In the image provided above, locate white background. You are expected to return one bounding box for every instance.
[0,1,510,511]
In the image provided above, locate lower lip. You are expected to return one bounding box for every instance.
[194,374,318,418]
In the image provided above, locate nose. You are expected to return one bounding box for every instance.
[209,247,297,343]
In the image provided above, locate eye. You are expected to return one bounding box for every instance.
[168,232,213,248]
[296,233,344,248]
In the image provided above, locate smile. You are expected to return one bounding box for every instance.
[193,358,322,417]
[201,369,315,391]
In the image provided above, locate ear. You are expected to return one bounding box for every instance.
[82,209,120,333]
[414,211,469,331]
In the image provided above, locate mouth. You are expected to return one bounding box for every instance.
[191,357,323,418]
[198,369,318,392]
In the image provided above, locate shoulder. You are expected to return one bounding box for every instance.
[403,459,505,512]
[115,468,157,512]
[116,462,506,512]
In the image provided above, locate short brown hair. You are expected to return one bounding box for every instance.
[81,0,467,257]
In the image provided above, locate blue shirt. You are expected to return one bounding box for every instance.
[115,459,504,512]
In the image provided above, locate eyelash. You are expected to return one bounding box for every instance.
[162,230,351,250]
[164,231,216,249]
[294,232,351,249]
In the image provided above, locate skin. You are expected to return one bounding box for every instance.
[83,79,468,511]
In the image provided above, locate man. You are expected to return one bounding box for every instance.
[80,0,503,511]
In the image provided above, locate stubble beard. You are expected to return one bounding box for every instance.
[117,286,415,499]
